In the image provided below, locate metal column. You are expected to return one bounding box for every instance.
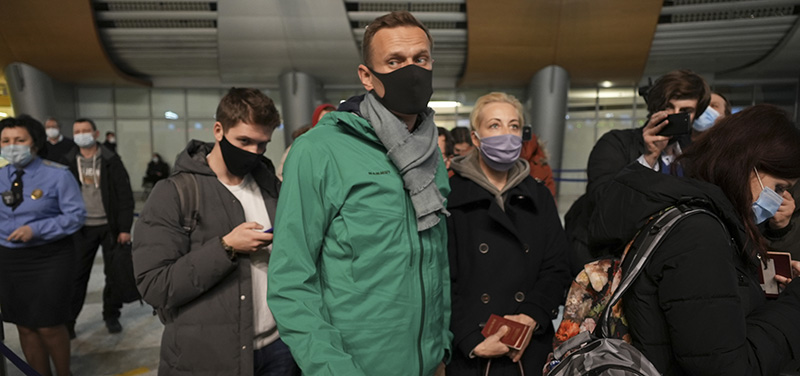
[4,62,58,122]
[525,65,570,193]
[279,71,319,146]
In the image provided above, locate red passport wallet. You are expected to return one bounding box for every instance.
[481,314,532,350]
[759,251,793,298]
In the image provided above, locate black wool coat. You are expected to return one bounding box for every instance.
[446,173,571,375]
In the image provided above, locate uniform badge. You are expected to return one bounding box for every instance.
[31,189,43,200]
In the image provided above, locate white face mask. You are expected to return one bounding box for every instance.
[1,144,34,167]
[751,167,784,224]
[45,128,61,139]
[692,106,720,132]
[74,133,96,148]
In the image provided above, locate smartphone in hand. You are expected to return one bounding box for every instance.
[657,112,691,136]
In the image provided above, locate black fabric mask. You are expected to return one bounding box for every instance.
[369,64,433,115]
[219,136,261,177]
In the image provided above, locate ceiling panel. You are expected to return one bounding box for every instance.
[0,0,145,85]
[460,0,661,87]
[642,0,800,83]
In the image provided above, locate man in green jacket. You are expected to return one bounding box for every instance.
[268,10,452,376]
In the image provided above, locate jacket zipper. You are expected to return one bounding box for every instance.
[417,235,426,376]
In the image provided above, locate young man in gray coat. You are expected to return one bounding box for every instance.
[132,88,298,376]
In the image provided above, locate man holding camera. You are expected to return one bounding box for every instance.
[564,70,710,274]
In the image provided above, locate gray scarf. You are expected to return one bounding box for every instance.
[360,92,449,231]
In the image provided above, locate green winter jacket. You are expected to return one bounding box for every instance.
[268,103,452,376]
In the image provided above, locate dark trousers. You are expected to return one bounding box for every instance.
[253,339,300,376]
[69,224,122,323]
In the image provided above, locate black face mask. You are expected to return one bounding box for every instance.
[368,64,433,115]
[219,136,261,177]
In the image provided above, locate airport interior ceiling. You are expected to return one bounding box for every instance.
[0,0,799,90]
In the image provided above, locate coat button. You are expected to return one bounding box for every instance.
[516,195,525,200]
[240,295,246,301]
[514,291,525,302]
[523,243,529,253]
[241,345,247,350]
[481,293,490,304]
[478,243,489,254]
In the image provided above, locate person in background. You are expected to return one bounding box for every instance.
[268,11,451,375]
[276,125,312,181]
[437,126,455,174]
[588,104,800,375]
[65,118,134,338]
[446,92,570,375]
[144,153,170,186]
[276,104,337,181]
[133,88,298,376]
[451,126,474,156]
[103,131,117,153]
[691,91,732,141]
[42,117,76,164]
[0,116,86,376]
[564,69,710,275]
[311,103,336,127]
[519,135,556,198]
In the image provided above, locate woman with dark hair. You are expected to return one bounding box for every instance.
[589,104,800,375]
[0,116,86,376]
[446,92,571,375]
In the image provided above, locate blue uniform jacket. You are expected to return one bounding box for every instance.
[0,157,86,248]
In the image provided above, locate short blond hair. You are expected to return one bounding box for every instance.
[469,92,524,131]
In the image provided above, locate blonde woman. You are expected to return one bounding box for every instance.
[446,92,571,375]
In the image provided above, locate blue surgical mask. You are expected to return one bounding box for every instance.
[74,133,96,148]
[1,144,34,167]
[692,106,719,132]
[751,167,783,224]
[473,132,523,171]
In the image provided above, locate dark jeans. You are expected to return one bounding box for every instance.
[69,224,122,323]
[253,338,300,376]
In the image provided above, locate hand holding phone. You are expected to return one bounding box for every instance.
[657,112,691,136]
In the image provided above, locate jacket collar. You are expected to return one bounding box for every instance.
[448,171,539,245]
[176,140,280,199]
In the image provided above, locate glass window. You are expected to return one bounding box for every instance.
[77,88,113,118]
[116,120,151,192]
[153,120,187,169]
[115,88,150,118]
[187,120,216,144]
[187,89,222,120]
[152,89,186,120]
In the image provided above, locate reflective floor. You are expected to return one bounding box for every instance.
[2,243,162,375]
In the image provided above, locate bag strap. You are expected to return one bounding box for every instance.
[170,173,200,233]
[600,204,726,337]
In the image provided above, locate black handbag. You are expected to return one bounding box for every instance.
[110,242,141,303]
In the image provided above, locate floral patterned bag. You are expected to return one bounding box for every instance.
[545,204,721,375]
